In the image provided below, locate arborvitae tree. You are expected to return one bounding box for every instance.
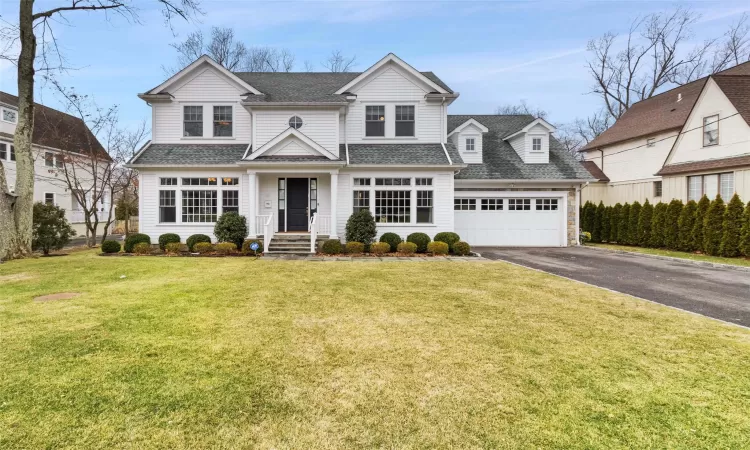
[703,195,726,256]
[592,201,605,243]
[677,200,698,252]
[663,199,684,250]
[610,203,622,243]
[618,203,631,244]
[720,194,744,257]
[692,195,711,252]
[637,200,654,247]
[649,202,667,248]
[581,201,594,233]
[601,206,611,242]
[740,201,750,257]
[627,201,642,245]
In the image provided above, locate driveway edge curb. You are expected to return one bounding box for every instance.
[583,245,750,273]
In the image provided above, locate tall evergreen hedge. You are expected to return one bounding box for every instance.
[663,199,684,250]
[601,206,611,242]
[720,194,744,257]
[691,195,711,252]
[618,203,631,244]
[583,201,596,234]
[703,195,726,256]
[650,202,667,248]
[741,201,750,257]
[637,200,653,247]
[592,201,605,243]
[627,201,642,246]
[610,203,622,243]
[677,200,698,252]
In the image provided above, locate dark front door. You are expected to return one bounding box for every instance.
[286,178,308,231]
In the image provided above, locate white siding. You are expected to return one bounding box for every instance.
[455,124,484,164]
[254,109,338,154]
[509,134,526,160]
[583,130,674,184]
[526,125,549,164]
[265,138,321,157]
[152,66,252,144]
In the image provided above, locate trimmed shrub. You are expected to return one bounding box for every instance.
[194,242,214,254]
[610,203,622,243]
[677,200,698,252]
[592,201,605,243]
[345,209,377,246]
[691,195,711,252]
[158,233,181,251]
[427,241,449,255]
[627,201,642,246]
[664,199,684,250]
[649,202,667,248]
[720,193,744,257]
[165,242,184,255]
[345,241,365,254]
[321,239,342,255]
[124,233,151,253]
[618,203,630,244]
[133,242,152,255]
[703,195,726,256]
[215,242,238,255]
[101,240,121,254]
[214,212,248,249]
[379,232,402,251]
[580,231,592,244]
[369,242,390,255]
[452,241,471,256]
[32,202,76,255]
[433,232,460,251]
[637,200,653,247]
[241,239,263,255]
[186,234,211,252]
[397,241,417,255]
[741,201,750,257]
[407,232,431,253]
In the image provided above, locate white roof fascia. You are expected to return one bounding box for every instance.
[248,128,339,161]
[503,117,557,141]
[447,118,489,137]
[334,53,449,95]
[146,55,263,96]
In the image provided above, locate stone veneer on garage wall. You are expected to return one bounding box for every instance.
[566,188,577,246]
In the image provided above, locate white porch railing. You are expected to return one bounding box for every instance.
[309,213,331,253]
[255,215,270,237]
[263,213,274,253]
[316,214,331,236]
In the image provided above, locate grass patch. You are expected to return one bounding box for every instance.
[1,250,749,448]
[589,243,750,267]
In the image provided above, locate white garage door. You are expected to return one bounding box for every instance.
[454,195,566,247]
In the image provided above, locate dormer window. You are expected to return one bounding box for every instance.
[2,108,17,123]
[532,138,542,151]
[395,105,415,137]
[288,116,303,129]
[183,106,203,137]
[366,105,385,137]
[465,138,475,151]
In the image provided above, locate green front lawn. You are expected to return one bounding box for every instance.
[589,243,750,267]
[1,251,749,448]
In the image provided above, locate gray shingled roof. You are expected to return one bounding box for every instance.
[253,155,340,163]
[130,143,247,165]
[449,115,595,180]
[342,143,462,166]
[233,71,452,103]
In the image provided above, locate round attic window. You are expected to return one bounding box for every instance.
[289,116,303,129]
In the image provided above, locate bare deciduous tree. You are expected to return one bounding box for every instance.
[495,100,548,119]
[303,60,315,72]
[322,50,356,73]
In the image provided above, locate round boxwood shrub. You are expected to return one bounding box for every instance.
[186,234,211,252]
[433,232,460,251]
[101,240,121,254]
[124,233,151,253]
[215,242,238,255]
[214,212,248,249]
[452,241,471,256]
[407,232,431,253]
[164,242,184,255]
[158,233,181,251]
[379,232,402,251]
[194,242,214,254]
[345,209,377,245]
[241,239,264,254]
[133,242,152,255]
[345,241,365,254]
[427,241,449,255]
[396,241,417,255]
[369,242,390,255]
[321,239,342,255]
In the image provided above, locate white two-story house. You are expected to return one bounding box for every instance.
[129,53,592,251]
[0,92,109,236]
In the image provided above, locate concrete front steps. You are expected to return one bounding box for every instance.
[265,233,329,255]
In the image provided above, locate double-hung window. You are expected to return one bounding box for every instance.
[45,152,54,167]
[159,190,176,223]
[2,108,17,123]
[703,115,719,146]
[415,178,433,223]
[366,105,385,137]
[10,145,15,161]
[222,190,239,214]
[654,181,663,197]
[213,106,232,137]
[395,105,415,137]
[0,143,6,160]
[465,138,475,151]
[353,178,370,214]
[532,138,542,151]
[44,193,54,205]
[184,106,203,137]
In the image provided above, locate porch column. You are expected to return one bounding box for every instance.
[330,170,338,239]
[248,171,257,238]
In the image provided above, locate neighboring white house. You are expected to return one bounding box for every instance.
[0,92,110,236]
[128,53,592,252]
[580,61,750,206]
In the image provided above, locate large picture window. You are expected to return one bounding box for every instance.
[703,115,719,146]
[159,190,176,223]
[213,106,232,137]
[184,105,203,137]
[375,190,410,223]
[395,105,415,137]
[416,190,432,223]
[182,190,217,222]
[366,105,385,137]
[688,172,734,201]
[222,190,239,214]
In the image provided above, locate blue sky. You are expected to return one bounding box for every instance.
[1,0,749,133]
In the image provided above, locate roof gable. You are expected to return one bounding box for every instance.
[503,117,556,140]
[712,75,750,126]
[448,118,489,136]
[247,128,339,161]
[334,53,449,95]
[145,55,262,96]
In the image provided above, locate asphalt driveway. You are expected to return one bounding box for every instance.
[477,247,750,328]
